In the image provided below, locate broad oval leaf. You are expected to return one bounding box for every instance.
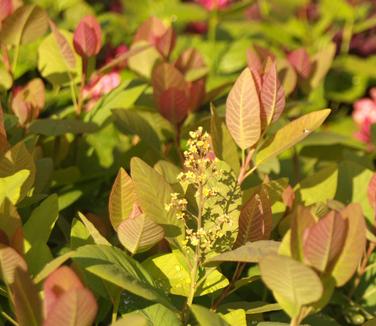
[303,211,348,272]
[234,189,272,247]
[109,168,137,230]
[0,4,48,45]
[331,203,366,286]
[73,16,102,58]
[259,254,323,317]
[287,48,312,79]
[0,245,27,284]
[78,212,110,246]
[261,59,285,125]
[255,109,331,167]
[158,88,190,124]
[226,67,261,150]
[205,240,280,266]
[49,22,76,70]
[191,305,229,326]
[118,214,164,254]
[44,288,98,326]
[11,268,43,326]
[131,157,183,239]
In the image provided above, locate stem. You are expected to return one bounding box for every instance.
[237,149,254,185]
[186,182,204,307]
[76,57,88,116]
[111,292,120,323]
[290,316,299,326]
[348,242,376,299]
[211,262,245,310]
[12,44,20,74]
[341,19,354,54]
[208,9,218,44]
[175,125,184,167]
[1,312,18,326]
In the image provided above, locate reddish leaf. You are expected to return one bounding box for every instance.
[11,268,43,326]
[367,173,376,212]
[287,48,312,78]
[156,27,176,58]
[234,189,272,247]
[152,62,188,99]
[303,211,348,272]
[225,67,261,149]
[0,0,12,24]
[175,48,206,75]
[158,88,190,124]
[261,58,285,124]
[49,21,76,70]
[43,266,84,317]
[332,203,366,286]
[44,288,98,326]
[282,185,295,209]
[290,206,316,261]
[133,16,167,45]
[0,105,8,154]
[73,16,102,58]
[188,79,206,112]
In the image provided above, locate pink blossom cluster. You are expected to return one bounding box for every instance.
[195,0,231,10]
[352,88,376,145]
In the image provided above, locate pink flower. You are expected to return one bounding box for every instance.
[83,71,121,111]
[352,88,376,144]
[196,0,231,11]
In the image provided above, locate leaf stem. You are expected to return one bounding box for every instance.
[12,44,20,75]
[112,292,120,323]
[1,312,18,326]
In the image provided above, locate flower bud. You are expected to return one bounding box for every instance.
[73,16,102,58]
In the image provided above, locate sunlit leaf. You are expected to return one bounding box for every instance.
[226,67,261,150]
[78,212,110,245]
[303,211,348,272]
[0,169,30,205]
[255,109,331,167]
[0,245,27,284]
[0,4,48,45]
[234,189,272,247]
[191,305,229,326]
[259,254,323,317]
[205,241,280,266]
[118,214,164,254]
[331,204,366,286]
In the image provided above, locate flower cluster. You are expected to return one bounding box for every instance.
[352,88,376,146]
[165,127,234,255]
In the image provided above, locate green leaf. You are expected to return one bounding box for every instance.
[34,251,74,283]
[113,109,161,150]
[108,168,137,230]
[11,268,43,326]
[298,165,338,206]
[131,157,184,240]
[118,214,164,254]
[78,212,110,246]
[24,242,52,276]
[255,109,331,167]
[0,170,30,205]
[143,252,229,297]
[0,5,48,45]
[38,30,81,85]
[309,43,336,89]
[226,67,261,150]
[191,305,229,326]
[331,204,366,286]
[259,254,323,317]
[210,104,240,175]
[0,199,23,253]
[113,304,181,326]
[221,309,247,326]
[23,195,59,252]
[28,119,98,136]
[73,244,175,311]
[205,241,280,266]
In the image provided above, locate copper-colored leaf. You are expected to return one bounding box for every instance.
[175,48,206,75]
[44,288,98,326]
[158,88,190,124]
[303,211,348,272]
[11,268,43,326]
[225,67,261,150]
[331,203,366,286]
[43,266,84,317]
[261,59,285,124]
[234,189,272,247]
[73,16,102,57]
[108,168,137,230]
[287,48,312,79]
[156,27,176,58]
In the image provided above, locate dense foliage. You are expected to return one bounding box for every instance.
[0,0,376,325]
